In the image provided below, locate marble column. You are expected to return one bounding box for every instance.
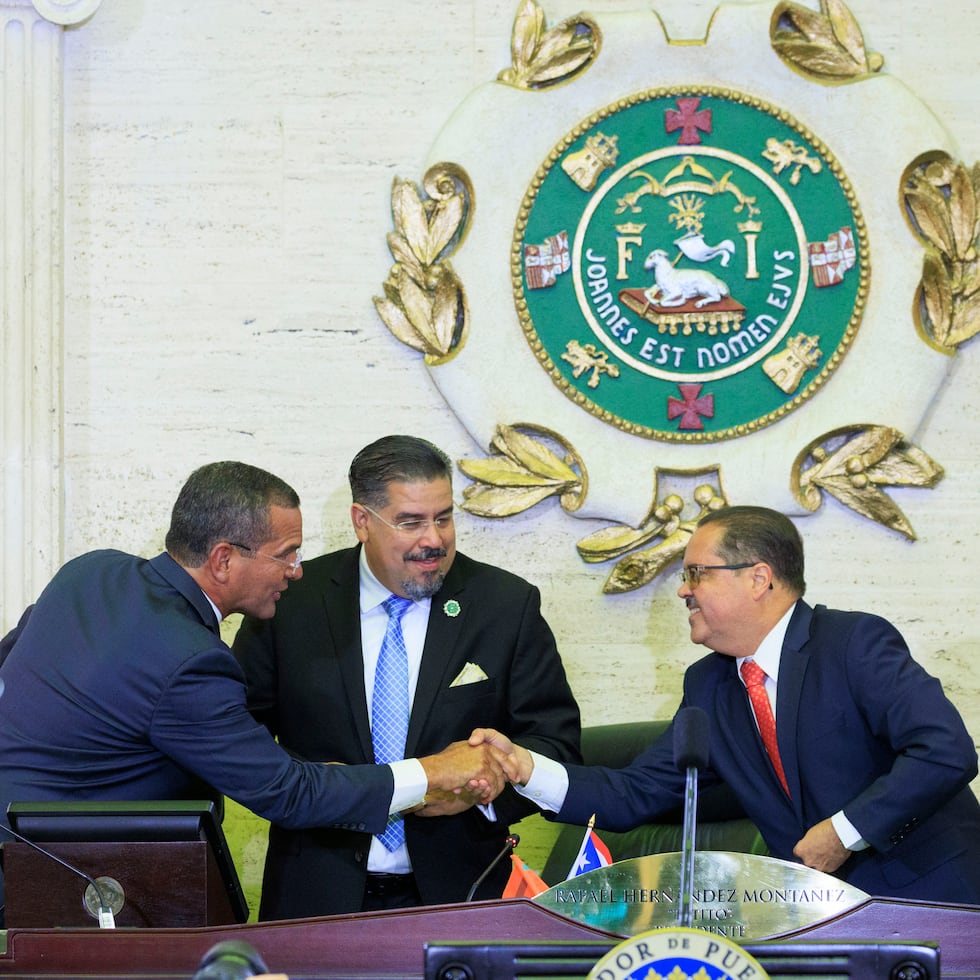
[0,0,100,631]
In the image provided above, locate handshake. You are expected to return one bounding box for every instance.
[415,729,534,816]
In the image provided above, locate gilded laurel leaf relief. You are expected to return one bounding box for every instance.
[770,0,883,82]
[578,483,729,595]
[902,152,980,351]
[791,426,944,540]
[497,0,600,90]
[373,164,473,365]
[458,424,587,517]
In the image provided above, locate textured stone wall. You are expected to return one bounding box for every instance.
[1,0,975,919]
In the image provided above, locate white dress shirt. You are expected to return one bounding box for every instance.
[358,551,429,872]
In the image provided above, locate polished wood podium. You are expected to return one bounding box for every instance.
[3,839,245,928]
[0,897,977,979]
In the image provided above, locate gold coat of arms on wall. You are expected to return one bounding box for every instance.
[375,0,978,592]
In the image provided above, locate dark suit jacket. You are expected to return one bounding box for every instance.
[233,546,582,918]
[0,550,398,921]
[558,601,980,904]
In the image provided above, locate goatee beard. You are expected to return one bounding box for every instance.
[401,546,447,600]
[401,572,445,601]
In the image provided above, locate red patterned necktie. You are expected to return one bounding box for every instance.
[739,658,790,796]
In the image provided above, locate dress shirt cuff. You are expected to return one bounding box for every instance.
[390,758,428,814]
[512,751,568,813]
[832,809,869,851]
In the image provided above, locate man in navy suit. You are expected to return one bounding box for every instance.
[477,505,980,903]
[233,435,581,917]
[0,461,506,924]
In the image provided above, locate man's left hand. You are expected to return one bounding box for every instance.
[793,818,851,874]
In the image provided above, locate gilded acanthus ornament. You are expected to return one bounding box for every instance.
[497,0,600,90]
[458,424,586,517]
[770,0,883,82]
[576,482,728,594]
[373,164,473,364]
[791,426,944,540]
[902,152,980,350]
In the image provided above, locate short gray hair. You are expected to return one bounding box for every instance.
[165,461,300,567]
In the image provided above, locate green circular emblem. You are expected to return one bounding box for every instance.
[514,87,868,442]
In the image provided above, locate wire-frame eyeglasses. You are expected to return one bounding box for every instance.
[228,542,303,574]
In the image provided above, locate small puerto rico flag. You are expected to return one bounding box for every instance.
[568,813,613,879]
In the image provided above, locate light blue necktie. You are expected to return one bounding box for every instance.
[372,594,413,850]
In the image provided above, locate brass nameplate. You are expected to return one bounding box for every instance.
[533,851,868,940]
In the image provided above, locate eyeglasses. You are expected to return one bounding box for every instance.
[360,504,454,536]
[229,542,303,573]
[679,562,757,587]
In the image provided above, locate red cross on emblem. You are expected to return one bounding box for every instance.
[667,383,714,429]
[664,97,712,145]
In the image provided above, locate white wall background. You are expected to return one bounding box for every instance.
[48,0,978,732]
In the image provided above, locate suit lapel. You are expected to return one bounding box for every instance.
[150,553,221,635]
[325,547,375,761]
[405,560,468,754]
[715,660,770,779]
[775,599,813,811]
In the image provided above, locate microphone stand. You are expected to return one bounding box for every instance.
[677,762,698,928]
[672,705,709,929]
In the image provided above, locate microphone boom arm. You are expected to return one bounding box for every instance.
[465,833,519,902]
[1,822,117,928]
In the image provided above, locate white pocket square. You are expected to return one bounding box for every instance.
[450,662,489,687]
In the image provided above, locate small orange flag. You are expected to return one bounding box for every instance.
[501,853,549,898]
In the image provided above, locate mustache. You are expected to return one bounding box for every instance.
[404,547,447,562]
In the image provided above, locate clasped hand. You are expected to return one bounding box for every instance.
[418,738,512,812]
[416,730,533,814]
[466,728,533,789]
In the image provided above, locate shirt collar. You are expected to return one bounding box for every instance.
[201,591,223,625]
[358,547,399,613]
[743,601,797,681]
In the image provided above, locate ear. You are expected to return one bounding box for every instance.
[208,542,236,583]
[351,503,370,543]
[750,561,774,596]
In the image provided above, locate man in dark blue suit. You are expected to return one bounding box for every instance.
[0,461,505,924]
[478,505,980,904]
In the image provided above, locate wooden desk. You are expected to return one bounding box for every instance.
[0,897,977,979]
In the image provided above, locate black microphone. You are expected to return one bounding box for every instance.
[673,707,710,928]
[191,940,270,980]
[0,821,118,927]
[465,832,520,902]
[673,706,710,770]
